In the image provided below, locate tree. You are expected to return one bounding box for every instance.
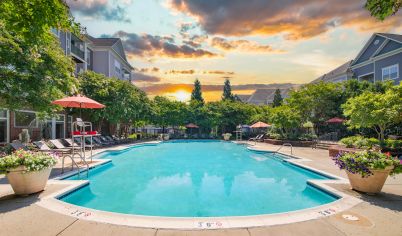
[272,89,283,107]
[151,96,188,133]
[0,0,80,113]
[222,79,234,101]
[342,85,402,141]
[270,105,302,138]
[365,0,401,20]
[286,82,344,126]
[79,71,150,135]
[191,79,204,104]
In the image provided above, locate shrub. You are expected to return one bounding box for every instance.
[384,139,402,149]
[128,133,137,139]
[332,151,401,177]
[0,150,57,173]
[340,136,380,149]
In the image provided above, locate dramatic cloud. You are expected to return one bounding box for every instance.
[113,31,218,59]
[203,70,235,75]
[66,0,131,22]
[168,0,402,39]
[165,69,195,74]
[132,72,162,82]
[136,67,160,73]
[211,37,284,53]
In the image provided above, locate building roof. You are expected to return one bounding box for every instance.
[87,35,132,68]
[244,88,291,105]
[377,33,402,43]
[236,94,252,102]
[311,60,353,83]
[87,35,120,47]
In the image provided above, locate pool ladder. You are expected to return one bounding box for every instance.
[61,152,89,178]
[274,143,293,156]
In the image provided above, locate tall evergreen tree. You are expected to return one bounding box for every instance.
[272,89,283,107]
[222,79,234,101]
[191,79,204,104]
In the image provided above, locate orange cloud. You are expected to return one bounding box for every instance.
[165,69,196,74]
[169,0,402,40]
[211,37,284,53]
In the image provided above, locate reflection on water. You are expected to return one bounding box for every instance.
[62,141,337,217]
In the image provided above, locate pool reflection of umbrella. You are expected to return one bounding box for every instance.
[52,94,105,118]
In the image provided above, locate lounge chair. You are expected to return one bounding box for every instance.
[49,139,81,150]
[10,140,29,151]
[92,136,111,146]
[33,141,71,154]
[249,134,262,141]
[100,136,117,145]
[249,134,266,142]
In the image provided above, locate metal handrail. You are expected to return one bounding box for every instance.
[73,152,89,178]
[62,154,82,177]
[275,143,293,155]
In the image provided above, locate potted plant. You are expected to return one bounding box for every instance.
[332,151,402,194]
[222,133,232,141]
[0,150,57,195]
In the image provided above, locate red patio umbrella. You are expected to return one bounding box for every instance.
[250,121,270,128]
[326,117,345,124]
[52,94,105,118]
[185,123,199,128]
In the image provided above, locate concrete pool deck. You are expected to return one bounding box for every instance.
[1,141,402,235]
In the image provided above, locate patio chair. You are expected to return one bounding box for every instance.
[100,136,117,145]
[10,140,29,151]
[62,138,80,148]
[105,135,120,144]
[249,134,262,141]
[49,139,81,150]
[33,141,71,154]
[92,136,112,146]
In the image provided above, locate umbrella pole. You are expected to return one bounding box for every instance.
[80,103,82,120]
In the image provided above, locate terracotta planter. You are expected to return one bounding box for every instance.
[346,166,393,194]
[6,166,52,195]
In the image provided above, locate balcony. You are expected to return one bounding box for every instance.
[70,34,85,60]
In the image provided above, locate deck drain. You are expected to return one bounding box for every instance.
[342,214,359,221]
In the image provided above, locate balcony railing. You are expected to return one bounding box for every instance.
[70,34,85,60]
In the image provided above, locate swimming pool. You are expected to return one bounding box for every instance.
[61,141,338,217]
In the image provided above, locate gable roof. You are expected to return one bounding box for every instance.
[351,33,402,66]
[377,33,402,43]
[87,36,120,47]
[246,88,291,105]
[311,60,353,83]
[87,35,132,68]
[236,94,251,102]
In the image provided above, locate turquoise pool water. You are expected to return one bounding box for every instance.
[61,141,337,217]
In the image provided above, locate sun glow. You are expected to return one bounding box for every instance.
[168,90,191,102]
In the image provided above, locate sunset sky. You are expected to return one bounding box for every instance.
[67,0,402,101]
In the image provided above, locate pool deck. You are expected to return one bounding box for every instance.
[1,141,402,235]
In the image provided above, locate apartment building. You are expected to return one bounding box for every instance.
[312,33,401,85]
[0,30,134,144]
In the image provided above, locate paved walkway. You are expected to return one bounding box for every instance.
[1,142,402,236]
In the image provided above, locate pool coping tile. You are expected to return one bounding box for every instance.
[36,141,363,230]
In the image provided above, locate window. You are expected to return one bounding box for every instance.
[114,60,121,75]
[382,64,399,81]
[51,28,59,37]
[86,48,92,65]
[14,111,37,128]
[0,109,8,143]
